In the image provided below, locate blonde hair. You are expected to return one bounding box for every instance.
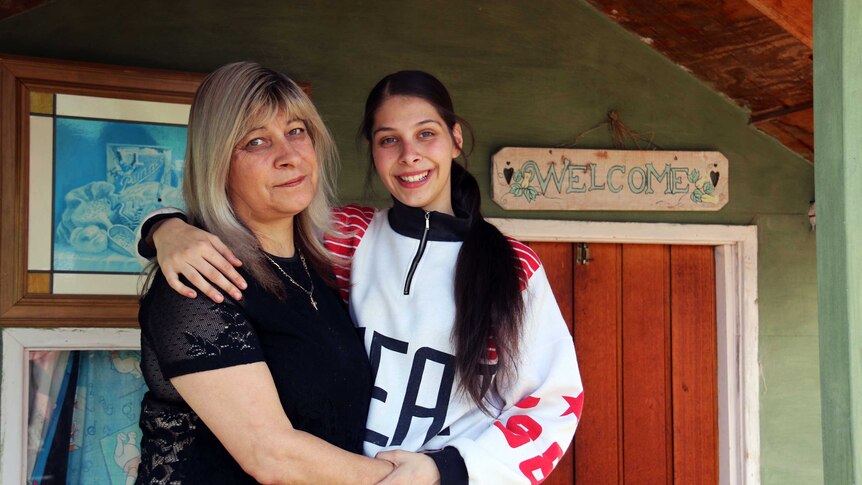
[183,61,339,296]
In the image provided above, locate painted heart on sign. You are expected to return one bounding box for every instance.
[710,170,720,187]
[504,164,514,185]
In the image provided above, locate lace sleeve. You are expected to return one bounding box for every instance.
[141,273,265,379]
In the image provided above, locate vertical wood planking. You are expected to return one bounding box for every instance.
[621,244,673,484]
[535,242,720,484]
[574,243,622,484]
[528,242,575,485]
[528,242,575,336]
[670,245,718,484]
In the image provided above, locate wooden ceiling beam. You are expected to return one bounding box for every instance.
[752,108,814,163]
[750,101,813,123]
[744,0,812,48]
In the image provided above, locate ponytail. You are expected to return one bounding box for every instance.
[451,163,525,412]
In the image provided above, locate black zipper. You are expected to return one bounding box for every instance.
[403,211,431,295]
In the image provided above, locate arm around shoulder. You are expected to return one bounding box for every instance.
[136,208,247,302]
[135,207,187,262]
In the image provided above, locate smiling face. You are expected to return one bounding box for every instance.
[228,109,318,231]
[371,95,463,215]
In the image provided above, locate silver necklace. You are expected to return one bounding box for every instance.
[264,250,318,311]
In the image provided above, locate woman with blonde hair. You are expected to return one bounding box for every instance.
[137,62,403,484]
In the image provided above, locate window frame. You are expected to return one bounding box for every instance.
[0,54,204,327]
[0,327,142,483]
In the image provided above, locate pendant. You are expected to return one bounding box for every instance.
[310,296,318,311]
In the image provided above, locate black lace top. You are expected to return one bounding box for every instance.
[136,254,373,484]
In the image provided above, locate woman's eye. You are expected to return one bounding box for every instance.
[246,138,267,148]
[288,127,306,136]
[379,136,397,146]
[418,130,435,139]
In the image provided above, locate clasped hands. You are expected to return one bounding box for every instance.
[375,450,441,485]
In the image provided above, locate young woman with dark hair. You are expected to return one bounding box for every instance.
[354,72,522,412]
[140,70,583,484]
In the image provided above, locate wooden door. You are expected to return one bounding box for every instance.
[529,243,718,485]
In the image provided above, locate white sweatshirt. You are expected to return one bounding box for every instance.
[326,202,583,485]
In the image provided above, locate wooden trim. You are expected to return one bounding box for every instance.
[490,218,757,246]
[749,102,813,124]
[0,54,204,102]
[715,244,762,484]
[0,327,141,483]
[0,55,205,327]
[744,0,812,48]
[0,329,26,485]
[489,217,760,485]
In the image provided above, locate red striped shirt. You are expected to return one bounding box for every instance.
[324,204,376,303]
[508,238,540,290]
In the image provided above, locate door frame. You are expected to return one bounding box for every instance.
[489,218,759,485]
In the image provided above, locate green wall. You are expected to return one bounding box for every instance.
[0,1,820,482]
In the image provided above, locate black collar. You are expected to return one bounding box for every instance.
[387,198,472,242]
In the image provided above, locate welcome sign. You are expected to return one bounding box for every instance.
[491,148,729,211]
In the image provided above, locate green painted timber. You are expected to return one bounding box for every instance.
[814,0,862,483]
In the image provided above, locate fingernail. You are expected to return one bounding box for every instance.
[239,280,247,289]
[233,292,243,300]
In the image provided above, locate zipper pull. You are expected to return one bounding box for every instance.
[403,211,432,295]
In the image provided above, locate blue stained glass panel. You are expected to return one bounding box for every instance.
[52,117,187,273]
